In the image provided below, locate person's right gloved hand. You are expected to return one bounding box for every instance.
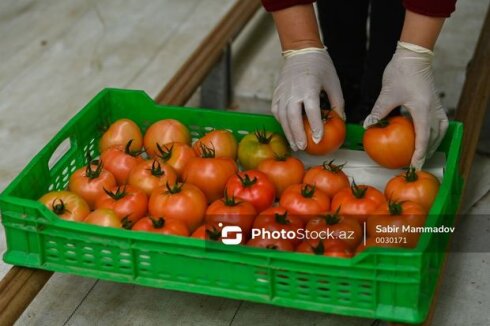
[271,47,345,151]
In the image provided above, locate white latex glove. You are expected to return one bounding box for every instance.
[272,47,344,151]
[363,41,448,169]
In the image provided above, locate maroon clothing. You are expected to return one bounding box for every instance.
[262,0,456,17]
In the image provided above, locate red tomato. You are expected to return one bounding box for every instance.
[183,144,238,202]
[149,182,207,232]
[205,192,257,238]
[238,129,289,170]
[193,130,238,160]
[363,116,415,169]
[68,160,117,209]
[95,185,147,228]
[39,191,90,222]
[99,119,143,153]
[144,119,191,156]
[257,155,305,198]
[252,207,304,246]
[154,142,196,177]
[191,224,222,241]
[128,159,177,196]
[247,237,295,251]
[84,208,121,228]
[100,140,144,185]
[305,210,362,249]
[384,167,440,211]
[279,183,330,223]
[304,103,346,155]
[296,239,353,258]
[303,160,350,198]
[331,182,386,224]
[367,200,427,248]
[225,170,276,213]
[132,216,189,236]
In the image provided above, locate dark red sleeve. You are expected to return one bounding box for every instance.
[261,0,315,12]
[403,0,456,17]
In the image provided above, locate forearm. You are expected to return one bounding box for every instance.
[271,4,323,51]
[400,10,445,50]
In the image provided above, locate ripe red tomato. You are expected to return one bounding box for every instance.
[132,216,189,236]
[363,116,415,168]
[100,140,144,185]
[39,191,90,222]
[68,160,117,209]
[144,119,191,157]
[205,193,257,239]
[149,182,207,232]
[305,210,362,249]
[247,237,295,251]
[304,107,346,155]
[193,130,238,160]
[238,129,289,170]
[279,183,330,223]
[183,144,238,202]
[95,185,147,228]
[225,170,276,213]
[84,208,121,228]
[128,159,178,196]
[99,119,143,153]
[191,224,222,241]
[303,160,350,198]
[257,155,305,198]
[384,167,440,211]
[252,207,304,246]
[367,200,427,248]
[331,182,386,224]
[296,239,353,258]
[154,142,196,177]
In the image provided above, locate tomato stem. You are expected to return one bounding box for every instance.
[404,166,419,182]
[104,186,127,200]
[273,152,289,161]
[388,201,403,216]
[85,160,104,179]
[223,189,240,207]
[312,241,325,255]
[148,160,165,177]
[121,216,134,230]
[301,184,316,198]
[237,173,258,188]
[156,143,173,162]
[205,226,222,241]
[124,139,143,157]
[51,198,67,215]
[324,208,341,225]
[165,181,183,194]
[255,128,274,144]
[150,216,165,229]
[350,180,367,199]
[322,160,346,173]
[274,212,290,225]
[198,142,216,158]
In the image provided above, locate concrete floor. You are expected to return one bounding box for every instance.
[1,0,489,325]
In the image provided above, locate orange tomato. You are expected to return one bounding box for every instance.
[363,116,415,169]
[99,119,143,153]
[100,140,144,185]
[154,142,196,177]
[144,119,191,156]
[279,183,330,223]
[193,129,238,160]
[128,159,178,196]
[132,216,189,236]
[257,155,305,198]
[303,160,350,198]
[84,208,121,228]
[39,191,90,222]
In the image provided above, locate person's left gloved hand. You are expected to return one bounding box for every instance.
[363,41,448,169]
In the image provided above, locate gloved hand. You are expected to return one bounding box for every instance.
[272,47,344,151]
[363,41,448,169]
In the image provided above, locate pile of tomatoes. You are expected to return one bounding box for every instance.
[39,113,440,258]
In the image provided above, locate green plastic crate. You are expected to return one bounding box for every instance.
[0,89,463,324]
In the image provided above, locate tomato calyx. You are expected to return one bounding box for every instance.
[103,186,127,200]
[322,160,346,173]
[198,143,216,158]
[155,143,174,162]
[205,226,222,241]
[323,207,342,225]
[237,173,258,188]
[85,160,104,179]
[147,160,166,177]
[301,184,316,198]
[312,241,325,255]
[274,211,291,225]
[255,128,274,145]
[273,152,289,162]
[149,216,165,229]
[404,167,419,182]
[388,201,404,216]
[350,181,367,199]
[121,216,134,230]
[51,198,69,215]
[265,244,279,250]
[222,190,241,207]
[165,181,183,194]
[124,139,143,157]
